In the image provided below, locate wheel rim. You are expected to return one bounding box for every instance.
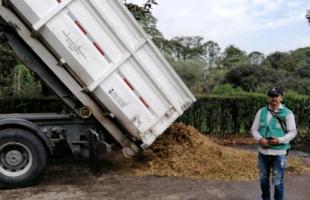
[0,142,33,177]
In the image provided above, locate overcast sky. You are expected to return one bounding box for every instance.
[128,0,310,55]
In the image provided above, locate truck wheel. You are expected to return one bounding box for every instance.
[0,128,47,188]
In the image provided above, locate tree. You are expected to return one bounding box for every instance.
[139,13,162,38]
[221,45,248,68]
[277,77,310,95]
[291,47,310,67]
[266,52,297,71]
[0,43,19,87]
[124,1,165,50]
[11,64,41,96]
[203,40,221,68]
[248,51,264,65]
[223,45,246,58]
[124,0,157,20]
[223,64,280,91]
[143,0,158,12]
[170,59,206,94]
[295,65,310,78]
[169,36,206,60]
[204,68,228,93]
[166,38,184,59]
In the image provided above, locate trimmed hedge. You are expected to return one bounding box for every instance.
[1,95,308,151]
[179,94,310,135]
[0,96,66,113]
[1,95,310,135]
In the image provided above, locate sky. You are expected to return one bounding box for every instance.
[127,0,310,55]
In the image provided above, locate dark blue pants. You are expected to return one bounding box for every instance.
[258,153,287,200]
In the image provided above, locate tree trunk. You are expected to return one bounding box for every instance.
[17,67,21,93]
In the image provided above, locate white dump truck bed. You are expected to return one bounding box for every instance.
[3,0,195,148]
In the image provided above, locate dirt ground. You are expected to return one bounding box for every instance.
[0,153,309,200]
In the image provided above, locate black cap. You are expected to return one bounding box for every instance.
[267,87,283,97]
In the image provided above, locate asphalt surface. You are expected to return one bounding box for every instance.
[0,149,309,200]
[0,173,309,200]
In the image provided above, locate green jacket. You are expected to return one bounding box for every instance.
[259,106,291,150]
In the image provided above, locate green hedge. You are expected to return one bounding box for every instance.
[0,97,66,113]
[1,95,308,151]
[1,95,310,135]
[179,94,310,135]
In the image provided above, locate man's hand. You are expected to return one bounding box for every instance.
[269,138,280,145]
[259,138,269,148]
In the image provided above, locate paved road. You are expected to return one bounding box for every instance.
[0,173,309,200]
[0,155,309,200]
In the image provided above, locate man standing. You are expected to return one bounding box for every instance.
[251,87,297,200]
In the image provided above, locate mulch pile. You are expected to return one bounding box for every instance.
[121,123,310,181]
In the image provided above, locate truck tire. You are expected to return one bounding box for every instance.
[0,128,47,188]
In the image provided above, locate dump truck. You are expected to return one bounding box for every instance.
[0,0,195,188]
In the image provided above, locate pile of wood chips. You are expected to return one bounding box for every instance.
[124,123,309,181]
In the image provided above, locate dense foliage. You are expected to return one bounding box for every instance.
[179,94,310,135]
[0,97,65,113]
[1,94,309,138]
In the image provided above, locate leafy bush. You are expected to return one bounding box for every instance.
[211,84,245,96]
[204,68,228,93]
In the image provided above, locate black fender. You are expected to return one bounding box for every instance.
[0,118,53,155]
